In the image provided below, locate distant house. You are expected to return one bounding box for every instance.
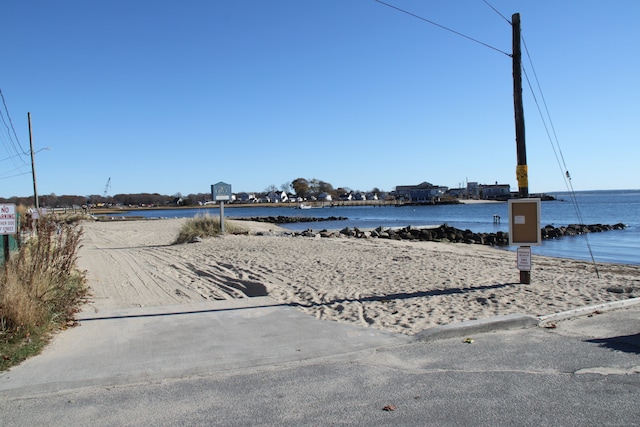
[447,188,466,197]
[365,193,379,201]
[395,182,448,203]
[467,182,480,198]
[318,192,333,202]
[479,183,511,199]
[236,192,255,203]
[266,191,288,203]
[287,193,304,203]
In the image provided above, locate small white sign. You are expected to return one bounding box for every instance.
[517,246,532,271]
[514,215,526,225]
[0,203,17,235]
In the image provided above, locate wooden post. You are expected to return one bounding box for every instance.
[512,13,530,284]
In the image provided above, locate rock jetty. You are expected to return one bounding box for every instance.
[240,215,347,224]
[289,223,626,246]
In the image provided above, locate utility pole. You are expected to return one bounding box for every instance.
[512,13,531,284]
[28,112,40,213]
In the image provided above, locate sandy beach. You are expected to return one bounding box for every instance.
[77,218,640,335]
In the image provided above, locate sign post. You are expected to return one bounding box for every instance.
[211,182,232,233]
[1,203,17,263]
[508,198,541,284]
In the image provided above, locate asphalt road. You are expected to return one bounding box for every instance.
[1,298,639,426]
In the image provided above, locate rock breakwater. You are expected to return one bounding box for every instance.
[239,215,347,224]
[290,222,627,246]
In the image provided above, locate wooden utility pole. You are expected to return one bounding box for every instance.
[28,112,40,213]
[512,13,531,284]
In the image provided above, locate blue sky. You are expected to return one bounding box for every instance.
[1,0,638,198]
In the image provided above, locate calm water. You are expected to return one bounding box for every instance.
[112,190,639,265]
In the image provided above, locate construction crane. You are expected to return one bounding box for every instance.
[103,177,111,197]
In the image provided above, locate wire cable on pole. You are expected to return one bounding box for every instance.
[374,0,602,276]
[481,0,512,25]
[0,88,27,155]
[521,41,600,277]
[373,0,511,57]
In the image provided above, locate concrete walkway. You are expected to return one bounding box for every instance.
[0,297,411,396]
[1,297,639,426]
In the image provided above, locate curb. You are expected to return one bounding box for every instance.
[537,297,640,326]
[415,297,640,342]
[414,313,539,342]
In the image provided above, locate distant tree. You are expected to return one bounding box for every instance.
[280,182,291,193]
[55,195,86,207]
[318,180,335,196]
[265,184,278,193]
[187,193,209,204]
[291,178,310,197]
[371,187,381,194]
[40,193,58,207]
[308,179,320,196]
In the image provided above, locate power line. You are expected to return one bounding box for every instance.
[520,39,600,277]
[0,88,27,155]
[481,0,512,25]
[0,166,30,180]
[0,88,29,175]
[373,0,511,57]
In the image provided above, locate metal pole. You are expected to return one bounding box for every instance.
[28,112,40,213]
[3,235,9,265]
[219,201,225,233]
[512,13,531,284]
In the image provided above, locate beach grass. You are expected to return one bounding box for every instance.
[0,215,89,371]
[173,215,248,244]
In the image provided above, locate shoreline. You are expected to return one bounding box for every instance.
[86,198,505,215]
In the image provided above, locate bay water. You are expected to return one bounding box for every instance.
[112,190,639,265]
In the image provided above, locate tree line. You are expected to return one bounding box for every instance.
[0,177,385,208]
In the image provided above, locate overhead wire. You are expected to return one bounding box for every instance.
[374,0,602,275]
[0,87,31,180]
[373,0,511,57]
[481,0,512,25]
[521,40,600,277]
[0,88,26,155]
[485,0,601,275]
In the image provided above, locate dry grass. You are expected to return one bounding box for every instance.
[1,215,89,370]
[174,215,248,244]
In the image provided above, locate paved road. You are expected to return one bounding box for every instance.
[1,297,639,426]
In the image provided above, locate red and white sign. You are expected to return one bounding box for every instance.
[0,203,17,235]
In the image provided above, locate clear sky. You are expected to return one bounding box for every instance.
[1,0,638,198]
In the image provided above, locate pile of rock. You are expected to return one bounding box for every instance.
[290,223,626,247]
[540,223,626,239]
[338,224,510,246]
[240,215,347,224]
